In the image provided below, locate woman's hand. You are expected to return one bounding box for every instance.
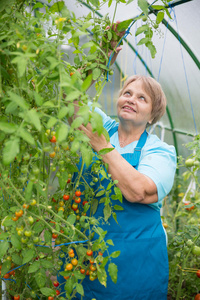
[79,123,113,153]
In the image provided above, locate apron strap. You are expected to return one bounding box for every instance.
[108,125,148,168]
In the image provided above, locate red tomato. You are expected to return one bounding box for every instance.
[48,297,54,300]
[196,270,200,278]
[82,201,88,206]
[53,281,59,287]
[75,191,81,197]
[86,250,93,256]
[3,273,10,279]
[56,290,60,296]
[184,201,195,211]
[50,136,56,143]
[75,197,81,204]
[80,268,85,274]
[72,203,78,211]
[63,194,70,201]
[14,295,20,300]
[195,294,200,300]
[52,233,58,239]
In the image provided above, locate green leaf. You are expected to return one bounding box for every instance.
[110,250,120,258]
[58,170,69,189]
[49,1,64,13]
[71,117,84,129]
[35,268,46,288]
[3,138,20,165]
[113,205,124,211]
[5,102,18,114]
[0,122,18,133]
[108,262,118,284]
[34,92,44,106]
[44,230,52,245]
[0,241,9,259]
[18,128,35,145]
[0,0,15,12]
[98,148,114,156]
[92,68,101,81]
[106,239,114,246]
[91,112,104,135]
[80,144,93,168]
[146,42,157,58]
[97,268,107,287]
[151,5,165,10]
[42,100,55,107]
[135,24,149,36]
[137,37,150,46]
[47,117,58,128]
[108,0,112,7]
[81,42,94,49]
[18,58,27,77]
[12,253,22,266]
[25,181,33,201]
[11,235,22,250]
[22,249,36,264]
[26,109,42,131]
[91,198,98,215]
[71,140,80,153]
[33,220,45,234]
[67,214,76,225]
[58,106,69,119]
[156,11,164,24]
[28,261,40,273]
[57,123,69,142]
[103,204,111,222]
[8,91,29,110]
[75,283,84,296]
[65,277,74,294]
[82,73,93,92]
[117,18,133,32]
[32,2,44,9]
[138,0,149,15]
[107,31,112,41]
[96,190,105,197]
[41,260,54,269]
[40,287,55,296]
[1,260,11,276]
[66,91,81,101]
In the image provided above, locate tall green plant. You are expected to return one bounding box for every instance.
[0,0,171,299]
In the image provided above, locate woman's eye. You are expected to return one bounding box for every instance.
[124,91,131,96]
[139,96,145,101]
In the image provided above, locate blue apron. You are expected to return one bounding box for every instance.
[59,127,168,300]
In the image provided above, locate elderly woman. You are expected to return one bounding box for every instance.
[75,74,177,300]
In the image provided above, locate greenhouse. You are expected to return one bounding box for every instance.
[0,0,200,299]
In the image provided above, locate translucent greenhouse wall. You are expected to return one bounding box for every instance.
[64,0,200,159]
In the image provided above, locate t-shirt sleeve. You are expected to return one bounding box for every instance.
[138,140,177,210]
[88,101,117,132]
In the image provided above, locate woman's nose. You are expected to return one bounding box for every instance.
[127,97,136,104]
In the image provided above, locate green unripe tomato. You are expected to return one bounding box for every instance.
[28,216,34,224]
[24,230,32,237]
[186,239,193,247]
[192,245,200,256]
[32,167,40,175]
[185,158,195,167]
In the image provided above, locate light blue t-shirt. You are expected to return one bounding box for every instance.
[92,104,177,211]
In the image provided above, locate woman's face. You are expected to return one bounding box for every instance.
[117,80,153,129]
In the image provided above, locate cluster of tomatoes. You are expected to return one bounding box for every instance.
[62,247,102,283]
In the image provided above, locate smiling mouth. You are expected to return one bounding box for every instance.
[122,106,136,112]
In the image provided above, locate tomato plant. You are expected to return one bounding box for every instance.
[0,0,171,299]
[163,135,200,299]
